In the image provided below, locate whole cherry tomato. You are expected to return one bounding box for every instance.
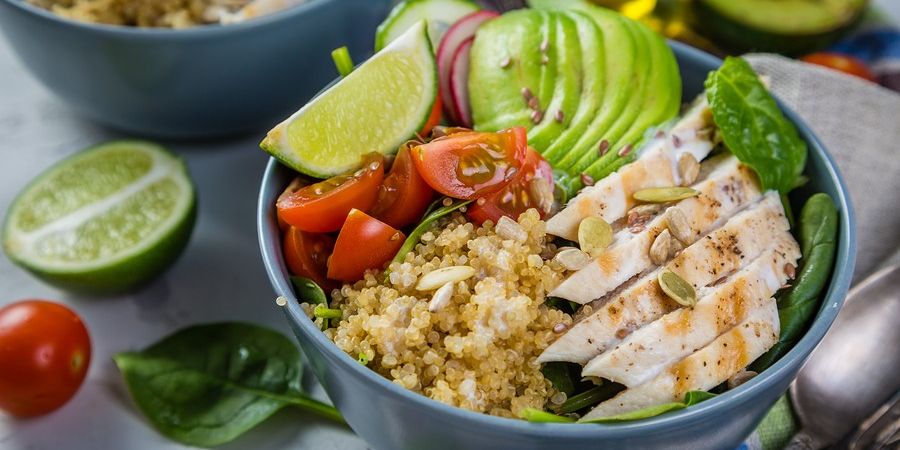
[369,144,435,229]
[801,52,877,82]
[277,153,385,232]
[282,227,336,292]
[467,147,554,225]
[411,127,527,199]
[0,300,91,417]
[327,209,405,282]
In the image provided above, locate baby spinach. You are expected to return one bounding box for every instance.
[752,193,838,371]
[291,276,331,330]
[581,391,717,423]
[389,198,472,267]
[705,57,807,194]
[114,322,343,447]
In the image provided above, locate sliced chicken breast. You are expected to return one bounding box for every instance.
[546,99,714,241]
[550,155,761,304]
[582,235,799,386]
[580,300,780,420]
[538,192,788,364]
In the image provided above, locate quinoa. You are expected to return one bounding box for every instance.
[27,0,251,28]
[303,209,573,418]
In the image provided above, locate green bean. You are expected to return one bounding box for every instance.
[752,193,838,371]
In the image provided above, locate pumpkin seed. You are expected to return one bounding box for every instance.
[554,247,592,271]
[666,207,692,244]
[678,153,700,186]
[416,266,475,291]
[649,229,673,265]
[657,269,696,307]
[578,217,613,258]
[633,187,700,203]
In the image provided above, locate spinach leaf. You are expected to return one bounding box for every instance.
[541,362,580,396]
[557,383,625,414]
[389,198,472,267]
[290,276,330,330]
[581,391,717,423]
[752,193,838,371]
[705,57,807,193]
[114,322,343,447]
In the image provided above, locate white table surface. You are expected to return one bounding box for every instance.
[2,3,899,450]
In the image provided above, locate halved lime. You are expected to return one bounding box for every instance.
[260,20,437,178]
[2,141,196,293]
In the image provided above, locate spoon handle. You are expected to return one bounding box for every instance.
[784,430,819,450]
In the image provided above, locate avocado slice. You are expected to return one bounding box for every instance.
[694,0,866,55]
[539,11,605,163]
[527,12,584,152]
[578,20,682,179]
[556,16,649,172]
[469,9,554,132]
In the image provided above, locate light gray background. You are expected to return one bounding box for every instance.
[1,2,898,450]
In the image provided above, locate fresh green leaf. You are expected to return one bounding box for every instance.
[114,322,344,447]
[557,383,625,414]
[752,193,838,371]
[389,198,472,268]
[520,408,576,423]
[581,391,716,423]
[705,57,807,193]
[290,276,328,305]
[544,296,579,315]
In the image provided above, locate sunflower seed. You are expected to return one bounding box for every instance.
[633,187,700,203]
[416,266,476,291]
[666,207,692,244]
[658,269,696,307]
[618,143,634,157]
[580,173,595,186]
[598,139,610,156]
[650,229,673,265]
[554,109,565,123]
[554,247,592,271]
[678,153,700,186]
[530,109,544,123]
[578,217,613,258]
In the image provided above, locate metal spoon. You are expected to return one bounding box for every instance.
[786,263,900,449]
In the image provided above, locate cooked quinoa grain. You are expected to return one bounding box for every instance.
[306,209,573,417]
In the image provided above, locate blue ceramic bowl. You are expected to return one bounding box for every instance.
[257,41,857,450]
[0,0,392,138]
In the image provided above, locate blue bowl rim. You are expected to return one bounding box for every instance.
[1,0,333,39]
[257,40,857,438]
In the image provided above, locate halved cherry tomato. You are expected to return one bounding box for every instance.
[467,147,554,225]
[0,300,91,417]
[420,95,442,136]
[277,153,385,232]
[801,52,877,82]
[411,127,527,199]
[328,209,405,282]
[369,144,435,229]
[283,227,337,291]
[277,178,308,231]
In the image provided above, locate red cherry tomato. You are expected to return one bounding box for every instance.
[801,52,877,82]
[327,209,405,282]
[283,227,337,292]
[369,144,435,229]
[0,300,91,417]
[420,95,443,136]
[277,153,385,233]
[411,127,527,199]
[467,147,554,225]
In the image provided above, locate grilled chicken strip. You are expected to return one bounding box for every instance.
[538,192,788,364]
[582,235,799,386]
[580,300,780,420]
[550,155,761,304]
[546,99,713,241]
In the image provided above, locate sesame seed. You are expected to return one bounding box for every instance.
[618,143,634,157]
[598,139,609,156]
[554,110,564,123]
[580,173,595,186]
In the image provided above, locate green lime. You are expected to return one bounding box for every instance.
[260,20,437,178]
[2,141,196,293]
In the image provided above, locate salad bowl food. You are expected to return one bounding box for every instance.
[0,0,393,138]
[258,3,855,449]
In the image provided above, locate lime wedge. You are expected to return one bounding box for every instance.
[2,141,196,293]
[260,20,437,178]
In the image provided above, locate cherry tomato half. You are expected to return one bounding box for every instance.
[327,209,405,282]
[467,147,554,225]
[283,227,337,292]
[369,144,435,229]
[0,300,91,417]
[411,127,527,200]
[801,52,877,82]
[277,153,385,233]
[420,95,443,136]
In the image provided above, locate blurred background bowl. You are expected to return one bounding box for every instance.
[0,0,393,138]
[257,41,857,450]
